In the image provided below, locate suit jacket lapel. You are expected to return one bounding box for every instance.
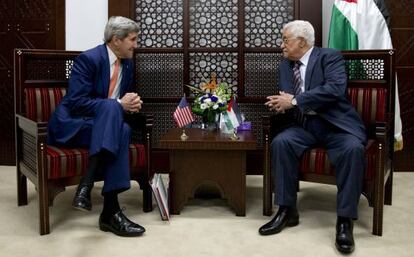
[100,44,110,97]
[119,59,130,96]
[305,47,319,91]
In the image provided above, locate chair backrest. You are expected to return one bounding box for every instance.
[14,49,81,121]
[25,88,67,122]
[342,50,395,141]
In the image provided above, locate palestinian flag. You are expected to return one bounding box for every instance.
[328,0,392,50]
[328,0,403,151]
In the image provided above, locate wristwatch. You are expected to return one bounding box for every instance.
[291,97,297,106]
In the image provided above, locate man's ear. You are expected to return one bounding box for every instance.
[111,35,120,45]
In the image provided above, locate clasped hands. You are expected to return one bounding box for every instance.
[119,92,143,113]
[265,91,294,114]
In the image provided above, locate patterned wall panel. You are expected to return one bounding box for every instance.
[244,52,283,97]
[189,52,238,93]
[135,53,184,97]
[15,0,53,19]
[0,0,13,20]
[135,0,183,48]
[189,0,238,48]
[141,103,177,145]
[0,79,14,138]
[244,0,294,47]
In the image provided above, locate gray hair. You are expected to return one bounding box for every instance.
[104,16,139,43]
[283,20,315,47]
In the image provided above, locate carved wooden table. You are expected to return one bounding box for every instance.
[158,128,256,216]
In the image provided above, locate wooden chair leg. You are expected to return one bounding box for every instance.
[17,168,28,206]
[263,145,273,216]
[384,172,393,205]
[372,202,383,236]
[38,174,50,235]
[372,173,385,236]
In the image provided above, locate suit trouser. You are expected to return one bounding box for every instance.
[69,100,131,194]
[271,116,365,219]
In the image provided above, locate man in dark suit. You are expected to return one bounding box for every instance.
[48,16,145,237]
[259,20,366,253]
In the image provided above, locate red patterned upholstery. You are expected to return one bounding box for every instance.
[46,144,145,180]
[26,88,147,180]
[348,87,386,125]
[25,88,66,122]
[299,88,385,180]
[299,140,376,180]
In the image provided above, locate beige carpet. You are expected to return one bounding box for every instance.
[0,165,413,257]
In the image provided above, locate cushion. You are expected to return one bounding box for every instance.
[46,144,146,180]
[25,88,66,122]
[348,87,386,126]
[299,139,376,180]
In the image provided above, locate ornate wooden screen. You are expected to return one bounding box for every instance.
[134,0,295,147]
[126,0,323,173]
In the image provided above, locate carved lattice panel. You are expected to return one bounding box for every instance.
[136,53,184,97]
[244,0,294,47]
[189,52,238,93]
[15,0,53,19]
[26,57,76,80]
[345,59,385,80]
[189,0,238,48]
[245,53,283,97]
[0,0,14,20]
[238,102,272,147]
[0,79,14,138]
[141,103,177,145]
[135,0,183,48]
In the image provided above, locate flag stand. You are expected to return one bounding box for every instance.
[180,129,189,141]
[229,129,239,141]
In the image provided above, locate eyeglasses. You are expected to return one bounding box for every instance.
[281,37,299,45]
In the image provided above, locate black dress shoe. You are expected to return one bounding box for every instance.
[99,211,145,237]
[72,183,93,211]
[335,217,355,254]
[259,206,299,235]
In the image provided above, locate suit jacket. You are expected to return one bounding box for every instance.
[278,47,367,143]
[47,44,135,145]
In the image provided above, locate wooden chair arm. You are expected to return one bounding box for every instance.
[15,114,48,138]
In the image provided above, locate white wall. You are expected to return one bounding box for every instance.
[66,0,108,51]
[322,0,335,47]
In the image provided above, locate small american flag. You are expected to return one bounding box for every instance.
[173,96,195,127]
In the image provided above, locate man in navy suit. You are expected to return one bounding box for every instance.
[48,16,145,236]
[259,20,366,253]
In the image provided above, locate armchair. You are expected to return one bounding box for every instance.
[14,49,154,235]
[262,50,395,236]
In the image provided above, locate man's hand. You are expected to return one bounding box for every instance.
[119,93,143,113]
[264,91,295,114]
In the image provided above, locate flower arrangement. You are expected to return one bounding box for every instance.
[189,73,233,124]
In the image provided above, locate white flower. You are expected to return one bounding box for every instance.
[213,104,219,109]
[204,98,212,104]
[200,103,207,110]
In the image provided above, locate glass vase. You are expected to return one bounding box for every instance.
[201,110,218,131]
